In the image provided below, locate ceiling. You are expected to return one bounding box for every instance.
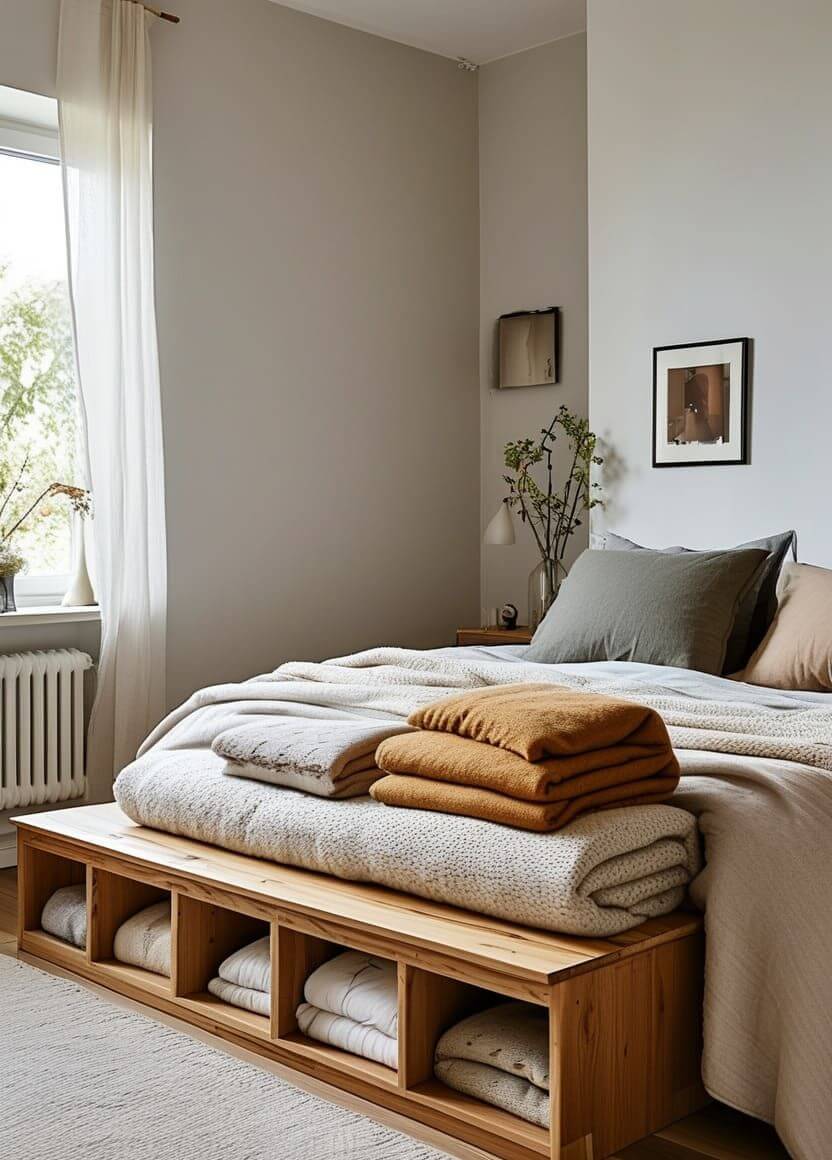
[268,0,587,65]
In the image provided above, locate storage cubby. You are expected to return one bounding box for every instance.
[88,866,172,997]
[172,892,271,1038]
[18,843,86,958]
[275,925,399,1085]
[399,964,552,1156]
[16,806,708,1160]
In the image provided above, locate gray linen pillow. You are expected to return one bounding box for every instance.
[603,530,796,672]
[526,548,768,674]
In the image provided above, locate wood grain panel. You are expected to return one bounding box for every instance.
[273,924,333,1038]
[15,804,701,986]
[398,964,484,1088]
[556,935,707,1159]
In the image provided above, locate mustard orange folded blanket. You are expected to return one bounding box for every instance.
[371,683,679,832]
[375,731,675,803]
[370,772,679,832]
[408,682,676,764]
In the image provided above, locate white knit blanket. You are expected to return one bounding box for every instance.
[116,648,832,1159]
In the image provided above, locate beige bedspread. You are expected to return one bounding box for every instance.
[116,648,832,1160]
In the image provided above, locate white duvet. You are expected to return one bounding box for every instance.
[114,646,832,1160]
[297,950,399,1069]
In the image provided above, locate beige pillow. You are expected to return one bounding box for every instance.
[742,564,832,691]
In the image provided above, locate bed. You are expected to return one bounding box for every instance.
[110,642,832,1160]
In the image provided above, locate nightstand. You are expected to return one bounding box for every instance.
[456,626,533,647]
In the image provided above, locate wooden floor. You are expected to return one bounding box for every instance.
[0,867,789,1160]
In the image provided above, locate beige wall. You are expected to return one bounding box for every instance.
[0,0,58,97]
[588,0,832,565]
[154,0,480,705]
[1,0,481,709]
[478,35,588,622]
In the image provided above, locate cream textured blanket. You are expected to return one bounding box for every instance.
[115,648,832,1160]
[435,1002,549,1128]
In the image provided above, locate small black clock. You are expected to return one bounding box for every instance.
[499,603,518,630]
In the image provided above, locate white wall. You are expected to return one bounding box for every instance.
[479,35,588,622]
[588,0,832,564]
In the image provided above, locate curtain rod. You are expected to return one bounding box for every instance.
[139,2,180,22]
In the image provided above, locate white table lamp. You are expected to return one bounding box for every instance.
[483,500,515,546]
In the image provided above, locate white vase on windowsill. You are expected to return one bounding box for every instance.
[62,513,96,607]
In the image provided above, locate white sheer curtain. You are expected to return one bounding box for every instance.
[58,0,167,791]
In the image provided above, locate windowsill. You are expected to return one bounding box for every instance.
[0,605,100,628]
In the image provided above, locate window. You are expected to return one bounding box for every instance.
[0,86,82,606]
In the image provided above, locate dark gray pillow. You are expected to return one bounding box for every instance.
[526,548,768,674]
[603,530,796,672]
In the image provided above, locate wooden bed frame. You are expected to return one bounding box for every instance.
[15,803,708,1160]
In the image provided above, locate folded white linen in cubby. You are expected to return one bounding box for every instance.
[435,1001,550,1128]
[217,934,271,992]
[40,883,87,950]
[303,950,398,1036]
[113,900,172,977]
[295,949,399,1068]
[207,934,271,1017]
[208,976,270,1017]
[296,1004,398,1068]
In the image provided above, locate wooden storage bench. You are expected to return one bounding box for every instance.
[15,803,707,1160]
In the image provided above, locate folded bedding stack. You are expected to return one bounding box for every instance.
[113,900,172,977]
[41,883,87,950]
[435,1002,549,1128]
[372,683,680,832]
[214,718,412,799]
[296,949,398,1069]
[208,935,271,1016]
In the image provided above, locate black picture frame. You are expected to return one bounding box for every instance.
[652,336,750,468]
[497,306,560,388]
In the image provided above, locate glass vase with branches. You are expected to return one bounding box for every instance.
[502,405,603,625]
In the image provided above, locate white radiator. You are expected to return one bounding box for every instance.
[0,649,93,810]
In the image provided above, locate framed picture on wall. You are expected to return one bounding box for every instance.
[498,307,559,388]
[652,337,750,467]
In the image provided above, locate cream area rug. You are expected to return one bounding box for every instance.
[2,958,447,1160]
